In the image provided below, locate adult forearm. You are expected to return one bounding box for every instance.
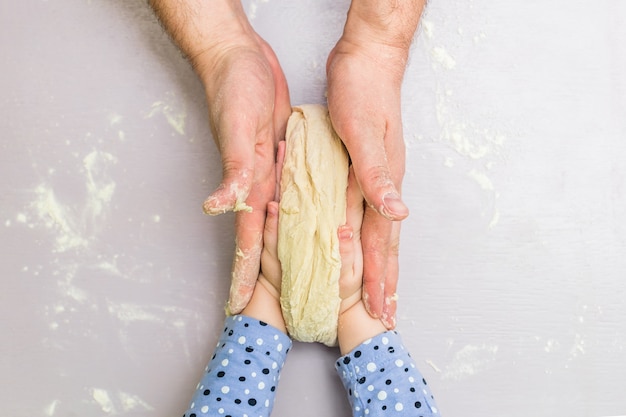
[149,0,254,67]
[343,0,426,51]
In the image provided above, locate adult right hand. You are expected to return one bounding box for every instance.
[149,0,292,314]
[200,35,292,316]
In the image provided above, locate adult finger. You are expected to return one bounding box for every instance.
[227,212,263,315]
[381,220,401,329]
[327,72,408,222]
[361,204,391,318]
[202,48,276,215]
[355,112,406,318]
[202,124,256,215]
[226,138,276,314]
[348,114,408,222]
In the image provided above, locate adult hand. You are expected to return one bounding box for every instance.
[149,0,292,314]
[201,37,291,316]
[327,0,425,328]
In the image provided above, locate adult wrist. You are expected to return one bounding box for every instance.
[343,0,425,51]
[150,0,256,72]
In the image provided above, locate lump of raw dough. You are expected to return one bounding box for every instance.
[278,104,349,346]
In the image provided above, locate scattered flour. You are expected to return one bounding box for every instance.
[91,388,115,414]
[108,113,123,126]
[488,208,500,229]
[107,302,162,324]
[569,333,586,360]
[106,300,196,363]
[426,359,442,373]
[245,0,270,21]
[43,399,59,416]
[420,17,506,229]
[147,95,187,135]
[421,19,434,39]
[473,31,487,44]
[118,391,154,412]
[468,169,494,191]
[31,183,90,253]
[544,338,561,353]
[28,150,117,253]
[83,151,117,218]
[431,46,457,70]
[19,149,122,323]
[90,388,153,413]
[442,343,499,381]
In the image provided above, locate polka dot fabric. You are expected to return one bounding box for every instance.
[183,315,292,417]
[335,331,440,417]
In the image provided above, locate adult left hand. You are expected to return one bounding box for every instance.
[326,0,425,328]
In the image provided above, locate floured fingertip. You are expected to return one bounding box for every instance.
[203,181,253,215]
[381,295,398,329]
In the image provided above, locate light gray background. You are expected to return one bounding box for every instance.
[1,1,625,416]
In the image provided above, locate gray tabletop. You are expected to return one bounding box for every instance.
[2,1,626,416]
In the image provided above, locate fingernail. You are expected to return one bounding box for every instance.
[381,192,409,220]
[338,225,353,240]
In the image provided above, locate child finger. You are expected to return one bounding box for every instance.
[264,201,279,252]
[338,224,355,271]
[260,201,281,283]
[338,225,357,298]
[345,165,364,233]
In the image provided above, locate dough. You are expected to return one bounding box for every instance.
[278,104,349,346]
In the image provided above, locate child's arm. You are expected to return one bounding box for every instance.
[334,168,441,417]
[183,202,291,417]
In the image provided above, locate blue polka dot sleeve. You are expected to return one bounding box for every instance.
[183,315,292,417]
[335,331,441,417]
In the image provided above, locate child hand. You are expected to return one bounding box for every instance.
[256,140,285,298]
[338,167,365,314]
[240,141,287,332]
[337,166,387,354]
[257,201,281,298]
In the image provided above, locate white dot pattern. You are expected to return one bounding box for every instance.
[183,319,440,417]
[335,330,440,417]
[183,315,292,417]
